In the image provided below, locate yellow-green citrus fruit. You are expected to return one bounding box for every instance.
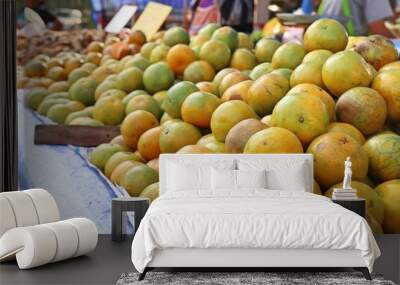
[302,49,333,65]
[143,62,175,94]
[47,101,85,124]
[225,118,266,153]
[211,100,258,142]
[48,81,70,93]
[92,96,125,125]
[115,67,143,93]
[68,117,103,126]
[211,26,239,51]
[65,106,93,124]
[125,94,162,119]
[272,92,329,146]
[121,110,159,150]
[121,165,159,196]
[199,39,231,71]
[322,50,372,97]
[89,143,125,172]
[110,160,142,185]
[162,81,199,118]
[364,133,400,181]
[307,132,369,189]
[177,145,212,154]
[244,127,304,154]
[230,48,257,71]
[104,151,141,178]
[24,88,49,110]
[249,63,273,80]
[286,83,336,122]
[304,18,348,52]
[159,121,202,153]
[271,43,306,70]
[246,73,290,117]
[326,122,366,145]
[372,69,400,123]
[375,180,400,233]
[163,26,190,46]
[336,87,387,135]
[181,91,221,128]
[255,38,281,63]
[139,182,159,202]
[69,77,98,106]
[183,60,215,83]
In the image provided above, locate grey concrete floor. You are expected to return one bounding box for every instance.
[0,235,134,285]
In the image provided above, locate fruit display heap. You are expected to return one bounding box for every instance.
[20,20,400,234]
[17,29,105,64]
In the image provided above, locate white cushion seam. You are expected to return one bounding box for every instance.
[41,225,60,263]
[64,221,80,257]
[24,193,41,225]
[2,195,18,227]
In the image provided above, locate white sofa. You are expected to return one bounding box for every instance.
[0,189,98,269]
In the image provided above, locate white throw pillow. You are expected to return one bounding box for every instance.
[237,159,308,191]
[164,158,236,192]
[211,168,236,190]
[168,162,211,191]
[266,163,308,191]
[236,169,267,189]
[211,169,267,190]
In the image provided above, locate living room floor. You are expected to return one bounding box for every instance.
[1,235,398,285]
[0,235,134,285]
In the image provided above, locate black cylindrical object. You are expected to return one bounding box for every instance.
[0,0,18,192]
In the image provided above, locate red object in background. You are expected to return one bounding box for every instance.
[189,0,220,35]
[99,14,107,27]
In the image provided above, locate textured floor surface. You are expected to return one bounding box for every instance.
[117,271,395,285]
[1,235,398,284]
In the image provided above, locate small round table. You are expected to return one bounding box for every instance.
[111,197,149,242]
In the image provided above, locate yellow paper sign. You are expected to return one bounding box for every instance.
[132,2,172,40]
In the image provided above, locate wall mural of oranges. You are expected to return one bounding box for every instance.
[20,20,400,234]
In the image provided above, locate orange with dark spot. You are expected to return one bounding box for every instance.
[307,132,369,189]
[336,87,387,135]
[221,80,252,102]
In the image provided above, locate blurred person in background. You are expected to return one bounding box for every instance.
[316,0,394,37]
[218,0,254,33]
[189,0,254,34]
[188,0,220,35]
[18,0,63,30]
